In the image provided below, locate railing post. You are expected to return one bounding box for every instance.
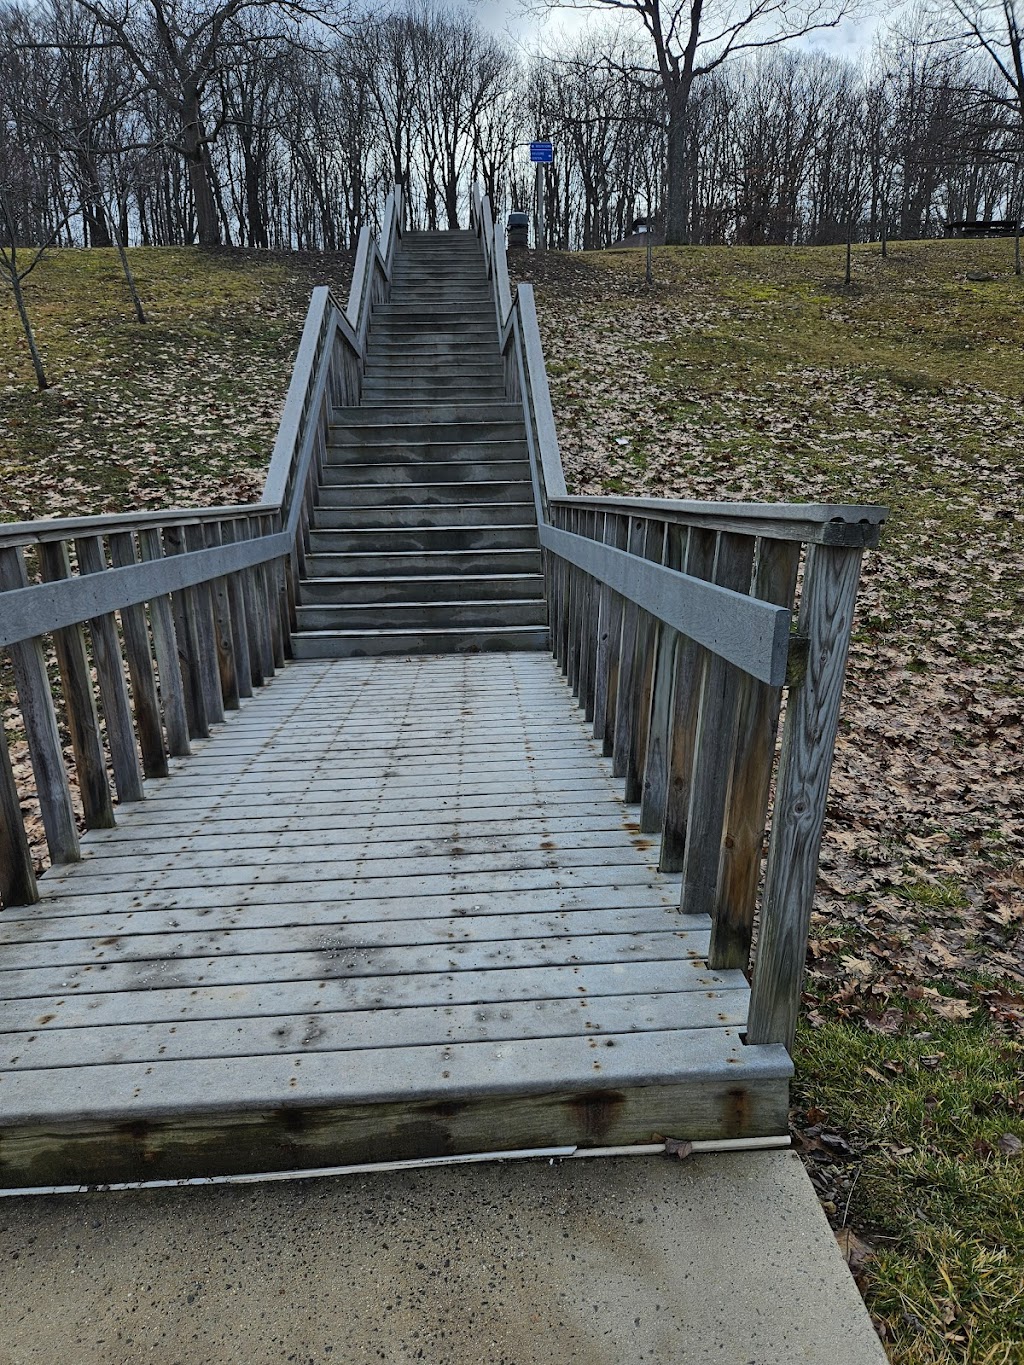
[183,523,227,724]
[611,517,649,780]
[0,721,38,906]
[639,522,685,833]
[709,539,801,971]
[747,543,864,1050]
[37,540,117,828]
[0,547,81,864]
[75,535,146,804]
[163,524,211,739]
[108,531,170,778]
[623,519,666,804]
[657,528,719,873]
[137,527,192,757]
[679,532,755,916]
[593,512,628,757]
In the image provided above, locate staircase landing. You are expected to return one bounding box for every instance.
[0,653,790,1187]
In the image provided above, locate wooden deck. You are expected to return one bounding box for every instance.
[0,653,790,1186]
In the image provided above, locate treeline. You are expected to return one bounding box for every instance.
[0,0,1021,253]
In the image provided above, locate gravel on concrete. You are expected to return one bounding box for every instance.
[0,1149,887,1365]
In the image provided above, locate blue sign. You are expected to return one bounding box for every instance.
[530,141,553,164]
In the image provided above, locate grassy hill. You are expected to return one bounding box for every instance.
[0,246,351,523]
[3,239,1023,1363]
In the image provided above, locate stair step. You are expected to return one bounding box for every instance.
[313,501,535,527]
[336,403,520,425]
[362,364,504,379]
[318,479,532,508]
[291,624,550,660]
[305,548,543,577]
[361,381,508,400]
[324,442,528,466]
[371,321,496,338]
[295,599,547,631]
[307,525,539,554]
[320,460,530,486]
[298,573,545,606]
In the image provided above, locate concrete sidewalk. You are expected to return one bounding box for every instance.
[0,1150,887,1365]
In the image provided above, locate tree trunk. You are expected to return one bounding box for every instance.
[9,269,49,389]
[182,91,222,247]
[665,84,690,246]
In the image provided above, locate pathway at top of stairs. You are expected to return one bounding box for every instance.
[292,229,548,660]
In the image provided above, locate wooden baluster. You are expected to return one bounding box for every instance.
[0,717,39,905]
[183,523,226,724]
[137,527,191,757]
[107,532,169,779]
[219,521,253,700]
[659,528,717,872]
[75,535,146,804]
[594,512,627,758]
[678,532,755,916]
[747,544,864,1051]
[37,541,116,828]
[710,539,801,971]
[567,509,583,698]
[553,518,569,673]
[577,510,598,721]
[0,548,80,865]
[611,517,647,778]
[162,524,210,739]
[237,520,270,687]
[640,522,686,833]
[202,522,240,712]
[260,515,286,669]
[249,516,276,681]
[624,519,666,804]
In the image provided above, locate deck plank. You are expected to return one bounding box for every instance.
[0,653,790,1184]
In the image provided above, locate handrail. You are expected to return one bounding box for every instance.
[470,183,887,1057]
[0,184,404,910]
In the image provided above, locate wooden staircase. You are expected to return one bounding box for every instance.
[292,230,549,659]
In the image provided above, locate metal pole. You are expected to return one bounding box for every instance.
[535,161,545,252]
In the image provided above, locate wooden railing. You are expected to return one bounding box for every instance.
[471,187,887,1052]
[0,186,403,910]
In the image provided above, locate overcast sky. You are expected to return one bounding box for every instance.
[470,0,885,61]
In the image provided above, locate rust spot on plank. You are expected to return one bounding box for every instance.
[721,1087,752,1134]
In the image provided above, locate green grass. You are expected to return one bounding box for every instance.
[795,1022,1024,1364]
[1,245,351,522]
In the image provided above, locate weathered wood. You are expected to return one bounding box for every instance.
[0,528,290,650]
[551,495,887,548]
[679,533,755,918]
[747,545,864,1051]
[578,510,599,721]
[0,719,38,906]
[202,522,240,711]
[658,530,716,873]
[709,540,801,971]
[594,512,627,758]
[0,1032,789,1188]
[237,520,271,686]
[219,522,253,699]
[0,547,81,864]
[74,535,146,804]
[566,509,582,694]
[624,520,666,804]
[162,525,210,740]
[37,542,116,829]
[640,523,686,832]
[3,990,748,1070]
[183,523,226,725]
[137,528,191,758]
[539,522,790,686]
[611,518,648,779]
[108,532,168,779]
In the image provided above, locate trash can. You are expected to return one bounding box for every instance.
[507,211,530,249]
